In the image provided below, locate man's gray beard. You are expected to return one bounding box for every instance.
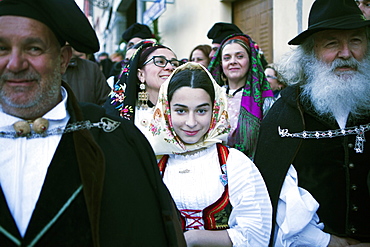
[301,54,370,122]
[0,66,61,118]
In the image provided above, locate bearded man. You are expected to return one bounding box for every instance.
[254,0,370,246]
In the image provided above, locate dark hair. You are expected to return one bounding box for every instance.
[138,44,173,68]
[168,64,215,104]
[98,52,109,57]
[221,38,251,58]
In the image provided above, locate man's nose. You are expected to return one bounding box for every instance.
[6,50,28,72]
[338,43,351,59]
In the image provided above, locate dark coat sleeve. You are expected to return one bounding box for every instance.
[79,103,185,247]
[254,87,304,246]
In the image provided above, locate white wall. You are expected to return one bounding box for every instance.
[154,0,315,62]
[89,0,316,62]
[153,0,232,60]
[273,0,314,62]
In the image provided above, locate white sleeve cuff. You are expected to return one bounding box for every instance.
[274,165,329,247]
[227,228,247,247]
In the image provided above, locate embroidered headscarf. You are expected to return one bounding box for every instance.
[208,34,274,159]
[149,62,230,155]
[104,41,173,123]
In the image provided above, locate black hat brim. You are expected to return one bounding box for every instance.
[289,14,370,45]
[0,0,100,53]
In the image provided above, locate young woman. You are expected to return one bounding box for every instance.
[149,62,272,246]
[208,34,274,159]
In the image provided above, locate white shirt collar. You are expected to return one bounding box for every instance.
[43,86,69,120]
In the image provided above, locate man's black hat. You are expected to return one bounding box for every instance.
[0,0,99,53]
[121,23,154,43]
[289,0,370,45]
[207,22,243,44]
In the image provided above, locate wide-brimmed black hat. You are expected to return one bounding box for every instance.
[122,23,154,43]
[207,22,243,44]
[289,0,370,45]
[0,0,100,53]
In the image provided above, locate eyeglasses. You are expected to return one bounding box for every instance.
[266,75,278,80]
[143,56,180,68]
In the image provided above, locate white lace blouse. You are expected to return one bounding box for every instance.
[162,144,272,246]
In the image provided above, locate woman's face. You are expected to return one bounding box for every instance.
[264,68,280,91]
[221,43,249,85]
[138,48,177,93]
[190,49,210,67]
[170,87,212,145]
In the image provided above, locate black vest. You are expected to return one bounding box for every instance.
[0,133,92,246]
[255,86,370,244]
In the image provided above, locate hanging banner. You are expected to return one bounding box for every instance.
[143,0,166,25]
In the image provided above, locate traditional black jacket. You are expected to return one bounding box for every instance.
[255,85,370,244]
[0,83,185,247]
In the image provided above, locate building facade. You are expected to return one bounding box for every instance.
[85,0,314,63]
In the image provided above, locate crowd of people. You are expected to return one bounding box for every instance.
[1,0,370,246]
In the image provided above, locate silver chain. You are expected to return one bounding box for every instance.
[278,123,370,153]
[0,117,121,139]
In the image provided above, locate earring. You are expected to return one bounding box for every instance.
[138,81,149,109]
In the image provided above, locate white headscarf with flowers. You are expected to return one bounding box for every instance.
[149,62,230,155]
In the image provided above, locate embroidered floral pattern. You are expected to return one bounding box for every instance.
[213,206,232,229]
[108,80,135,121]
[219,164,228,186]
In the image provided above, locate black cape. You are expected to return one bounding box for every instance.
[0,82,185,247]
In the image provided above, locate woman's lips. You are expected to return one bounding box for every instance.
[228,67,240,71]
[183,130,199,136]
[159,75,170,79]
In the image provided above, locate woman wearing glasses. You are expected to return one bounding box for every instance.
[264,64,287,100]
[104,42,180,145]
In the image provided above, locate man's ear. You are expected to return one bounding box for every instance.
[137,68,145,83]
[60,45,72,74]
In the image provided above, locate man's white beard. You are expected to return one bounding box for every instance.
[301,54,370,127]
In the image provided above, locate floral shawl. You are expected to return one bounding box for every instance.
[208,34,274,159]
[105,41,158,123]
[149,62,231,155]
